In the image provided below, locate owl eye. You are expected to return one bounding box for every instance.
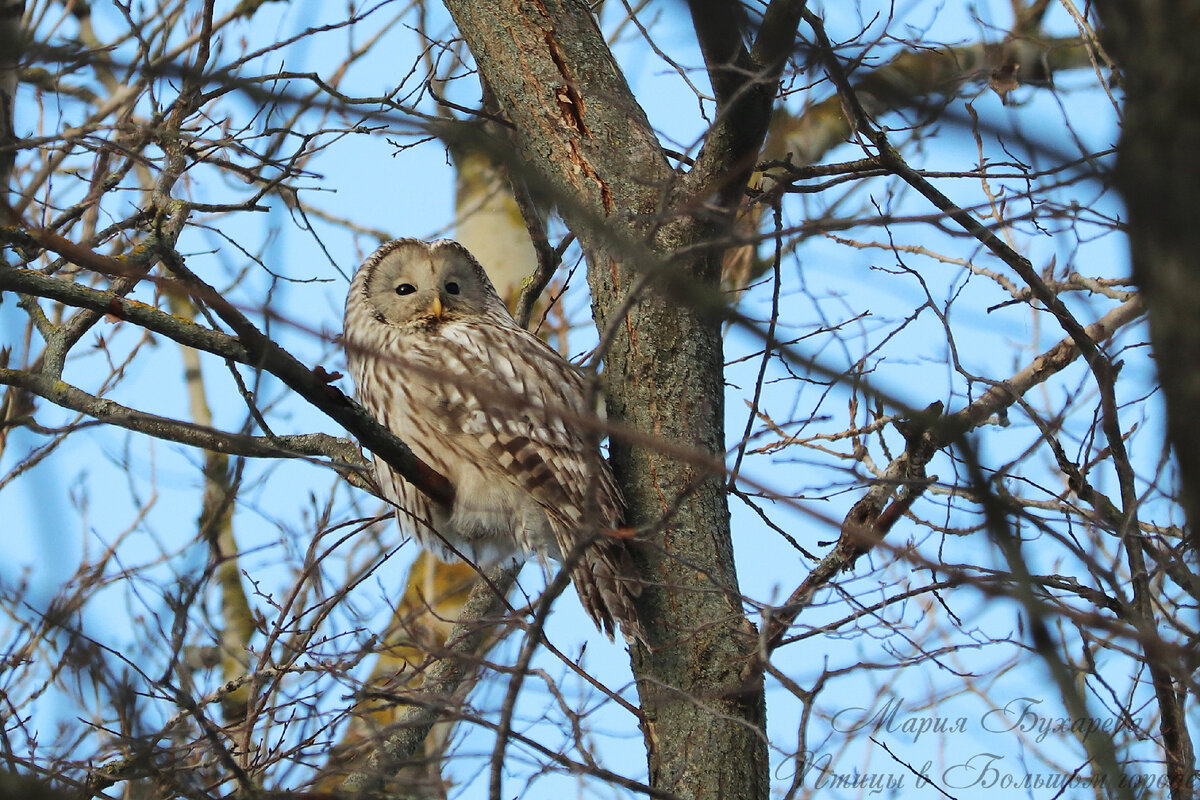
[445,281,461,295]
[395,283,416,296]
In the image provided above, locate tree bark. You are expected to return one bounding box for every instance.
[1093,1,1200,543]
[0,0,24,211]
[1087,4,1200,798]
[439,1,768,797]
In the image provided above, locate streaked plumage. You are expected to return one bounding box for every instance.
[343,238,643,643]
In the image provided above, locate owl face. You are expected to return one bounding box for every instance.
[358,239,506,329]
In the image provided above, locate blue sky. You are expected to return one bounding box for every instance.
[1,2,1168,797]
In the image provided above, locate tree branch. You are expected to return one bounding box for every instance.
[0,366,371,475]
[681,0,806,205]
[764,296,1145,649]
[0,259,452,506]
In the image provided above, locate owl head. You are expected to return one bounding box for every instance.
[351,238,510,330]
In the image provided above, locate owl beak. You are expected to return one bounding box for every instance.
[429,295,444,319]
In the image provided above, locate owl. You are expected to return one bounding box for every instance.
[343,238,644,644]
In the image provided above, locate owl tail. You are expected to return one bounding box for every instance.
[569,536,646,646]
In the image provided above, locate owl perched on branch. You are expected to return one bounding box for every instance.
[343,238,644,644]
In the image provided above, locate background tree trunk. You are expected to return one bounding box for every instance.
[1093,0,1200,546]
[1084,5,1200,795]
[0,0,24,209]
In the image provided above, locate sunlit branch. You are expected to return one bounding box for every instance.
[340,564,520,796]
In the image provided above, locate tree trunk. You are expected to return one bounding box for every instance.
[439,1,768,797]
[1093,0,1200,544]
[1087,4,1200,798]
[0,0,25,210]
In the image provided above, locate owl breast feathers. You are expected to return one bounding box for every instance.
[343,238,644,644]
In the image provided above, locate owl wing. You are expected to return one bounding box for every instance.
[431,319,622,532]
[434,320,642,642]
